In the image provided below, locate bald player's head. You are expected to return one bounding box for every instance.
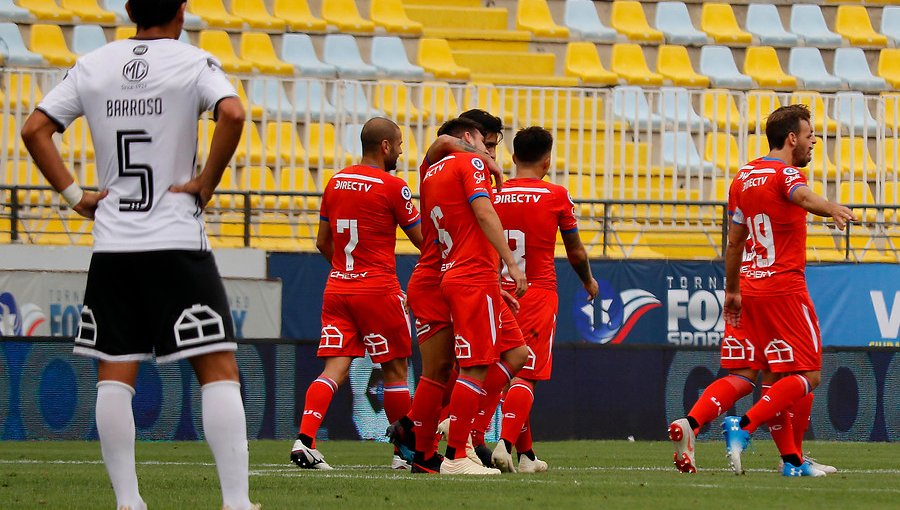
[360,117,402,171]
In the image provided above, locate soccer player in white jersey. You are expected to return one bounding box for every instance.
[21,2,256,509]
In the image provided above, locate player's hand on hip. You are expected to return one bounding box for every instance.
[499,288,520,314]
[830,204,857,231]
[73,189,108,220]
[584,278,599,301]
[169,178,214,209]
[723,291,742,328]
[507,265,528,298]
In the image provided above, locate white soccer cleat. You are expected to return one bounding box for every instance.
[436,418,483,466]
[290,439,333,470]
[391,454,411,470]
[517,455,548,473]
[439,456,501,475]
[222,505,261,510]
[118,503,147,510]
[778,456,837,475]
[668,418,697,473]
[491,442,517,473]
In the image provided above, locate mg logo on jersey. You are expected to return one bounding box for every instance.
[573,279,660,344]
[454,335,472,359]
[123,59,149,82]
[363,333,389,357]
[321,325,344,348]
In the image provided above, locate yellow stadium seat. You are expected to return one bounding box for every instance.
[565,42,619,86]
[657,45,710,88]
[878,49,900,89]
[4,73,43,110]
[238,165,278,209]
[790,92,839,135]
[5,160,52,205]
[79,163,99,187]
[516,0,569,38]
[463,83,513,125]
[611,44,664,86]
[642,231,720,260]
[374,80,421,123]
[746,133,770,160]
[405,4,531,42]
[2,114,21,157]
[455,50,579,87]
[29,24,77,67]
[199,30,253,74]
[701,89,741,131]
[60,0,114,23]
[60,117,95,161]
[417,38,470,81]
[746,91,782,132]
[211,168,247,210]
[307,123,353,169]
[421,82,460,122]
[18,0,74,21]
[838,181,878,224]
[277,169,318,210]
[231,0,287,30]
[701,4,752,45]
[610,1,664,43]
[885,137,899,177]
[266,122,309,168]
[398,125,421,168]
[114,26,136,40]
[837,138,878,180]
[885,94,900,138]
[240,33,294,75]
[371,0,423,35]
[188,0,244,29]
[705,132,743,173]
[807,137,839,181]
[272,0,327,31]
[231,79,264,119]
[321,0,376,32]
[252,214,314,252]
[835,5,887,47]
[744,47,797,89]
[236,122,280,166]
[208,213,245,248]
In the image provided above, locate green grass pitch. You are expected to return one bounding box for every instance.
[1,439,898,509]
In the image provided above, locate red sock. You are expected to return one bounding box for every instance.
[445,375,485,459]
[500,381,534,446]
[792,392,814,453]
[515,417,533,454]
[471,361,513,446]
[408,377,445,457]
[383,381,411,424]
[744,375,811,433]
[687,374,754,432]
[762,384,800,459]
[299,377,338,448]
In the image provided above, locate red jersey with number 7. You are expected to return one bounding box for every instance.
[420,153,498,287]
[727,157,808,297]
[320,165,421,294]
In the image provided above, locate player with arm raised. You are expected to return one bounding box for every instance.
[291,117,423,470]
[720,105,855,477]
[489,127,599,473]
[20,1,255,508]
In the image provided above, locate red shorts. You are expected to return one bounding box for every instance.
[496,301,526,354]
[440,283,502,368]
[719,309,767,371]
[512,287,557,381]
[742,292,822,373]
[408,275,451,344]
[319,291,412,363]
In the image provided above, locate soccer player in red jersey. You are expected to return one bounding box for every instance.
[489,127,599,473]
[420,117,528,475]
[719,105,855,476]
[291,118,423,470]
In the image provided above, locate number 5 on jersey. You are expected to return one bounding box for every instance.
[116,130,153,212]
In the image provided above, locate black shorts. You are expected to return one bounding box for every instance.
[74,250,236,363]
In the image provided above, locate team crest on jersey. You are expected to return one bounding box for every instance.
[471,158,485,171]
[783,167,799,176]
[123,59,149,82]
[401,186,412,201]
[573,279,661,344]
[132,44,148,56]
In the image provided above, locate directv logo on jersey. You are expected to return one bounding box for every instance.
[334,180,372,192]
[666,276,725,346]
[494,194,542,204]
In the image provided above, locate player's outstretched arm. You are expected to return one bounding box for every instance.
[21,110,108,219]
[561,231,599,301]
[723,220,749,328]
[790,185,857,231]
[170,97,244,208]
[470,196,527,296]
[315,220,334,263]
[425,135,504,189]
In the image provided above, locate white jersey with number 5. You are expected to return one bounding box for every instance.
[37,38,236,252]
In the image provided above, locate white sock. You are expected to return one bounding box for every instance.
[95,381,145,510]
[202,380,252,510]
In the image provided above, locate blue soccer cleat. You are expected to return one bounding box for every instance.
[782,460,827,477]
[721,415,750,475]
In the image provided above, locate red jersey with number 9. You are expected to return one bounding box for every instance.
[320,165,421,294]
[420,153,498,287]
[727,157,808,296]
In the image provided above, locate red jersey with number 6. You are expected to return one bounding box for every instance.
[320,165,421,294]
[420,153,497,287]
[727,157,808,297]
[493,177,578,292]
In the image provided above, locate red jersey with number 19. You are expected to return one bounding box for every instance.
[421,153,497,286]
[320,165,421,294]
[493,177,578,292]
[728,157,808,297]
